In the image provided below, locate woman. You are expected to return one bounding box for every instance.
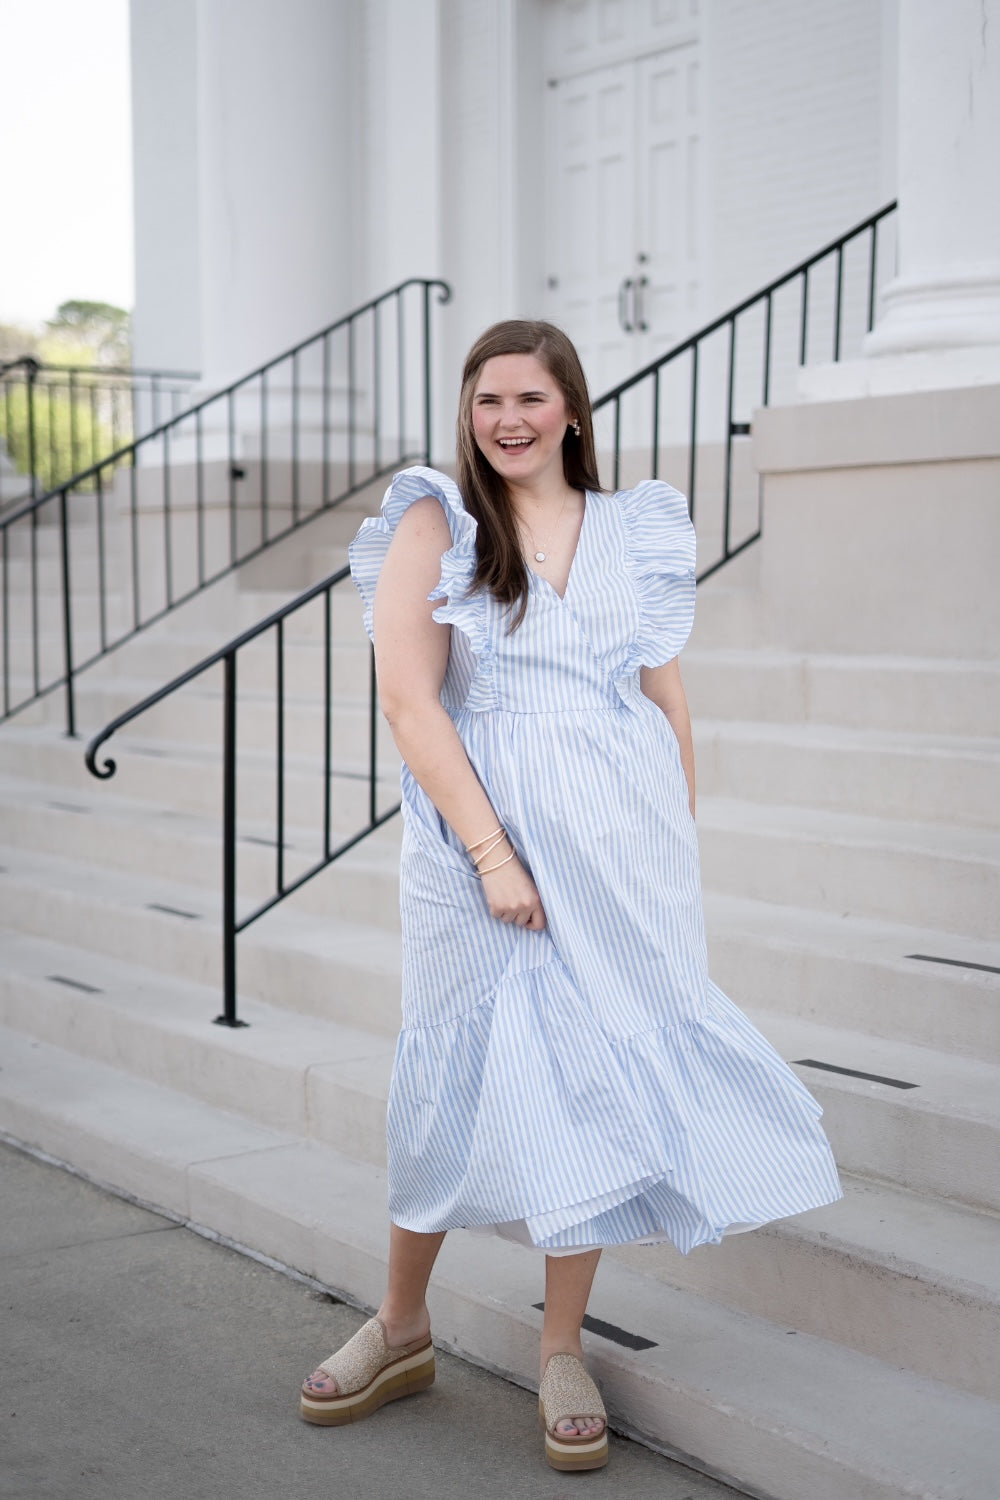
[300,321,841,1471]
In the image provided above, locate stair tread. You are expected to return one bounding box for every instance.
[0,840,403,970]
[699,795,1000,860]
[2,931,998,1297]
[2,841,996,1110]
[0,767,403,849]
[4,723,997,859]
[0,721,400,782]
[684,646,1000,674]
[749,1008,1000,1122]
[1,1023,998,1500]
[5,770,994,976]
[696,717,1000,757]
[0,926,395,1067]
[704,889,1000,982]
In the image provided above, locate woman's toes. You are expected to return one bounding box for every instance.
[303,1368,338,1394]
[555,1415,604,1437]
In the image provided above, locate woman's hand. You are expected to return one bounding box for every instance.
[480,849,547,929]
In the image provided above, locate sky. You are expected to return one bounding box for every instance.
[0,0,134,329]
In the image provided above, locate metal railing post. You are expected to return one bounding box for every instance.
[26,359,40,499]
[215,650,246,1027]
[58,488,76,737]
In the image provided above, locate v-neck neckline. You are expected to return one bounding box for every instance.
[527,490,589,603]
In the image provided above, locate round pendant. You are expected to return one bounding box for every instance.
[534,550,546,562]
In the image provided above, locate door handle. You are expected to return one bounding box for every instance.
[634,276,649,333]
[618,277,634,333]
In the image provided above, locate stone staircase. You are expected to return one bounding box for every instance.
[1,480,999,1500]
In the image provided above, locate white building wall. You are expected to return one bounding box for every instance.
[130,0,901,416]
[704,0,892,310]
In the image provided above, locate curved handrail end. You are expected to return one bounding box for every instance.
[85,729,118,780]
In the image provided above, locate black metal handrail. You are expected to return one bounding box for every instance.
[0,357,199,505]
[1,277,451,735]
[594,201,897,579]
[86,566,393,1027]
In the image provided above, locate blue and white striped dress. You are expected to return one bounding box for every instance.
[350,467,842,1255]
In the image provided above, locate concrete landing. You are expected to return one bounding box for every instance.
[0,1139,735,1500]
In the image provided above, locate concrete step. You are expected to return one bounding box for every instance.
[695,718,1000,829]
[0,842,404,1037]
[1,1026,996,1500]
[704,892,1000,1063]
[18,680,994,829]
[2,931,998,1402]
[3,839,998,1213]
[5,725,995,942]
[4,768,997,1062]
[18,673,394,759]
[698,797,1000,940]
[683,648,1000,738]
[611,1173,1000,1403]
[89,629,372,697]
[752,1010,1000,1214]
[0,929,392,1160]
[0,723,400,825]
[0,769,403,930]
[231,585,371,636]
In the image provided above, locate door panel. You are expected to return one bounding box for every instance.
[542,0,701,402]
[545,59,636,392]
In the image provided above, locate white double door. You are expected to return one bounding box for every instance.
[543,42,702,400]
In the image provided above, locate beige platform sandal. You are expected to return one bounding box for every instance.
[538,1353,609,1471]
[299,1316,435,1426]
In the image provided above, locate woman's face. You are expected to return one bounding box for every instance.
[471,354,574,490]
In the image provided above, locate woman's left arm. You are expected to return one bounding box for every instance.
[640,658,696,818]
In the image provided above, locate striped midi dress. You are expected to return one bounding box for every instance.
[349,466,842,1255]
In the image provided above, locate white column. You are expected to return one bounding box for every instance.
[195,0,357,389]
[363,0,442,298]
[130,0,202,374]
[865,0,1000,361]
[798,0,1000,399]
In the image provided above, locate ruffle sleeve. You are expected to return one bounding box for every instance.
[620,479,696,670]
[347,466,487,656]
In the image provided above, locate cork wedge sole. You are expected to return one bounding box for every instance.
[299,1341,435,1426]
[539,1404,610,1471]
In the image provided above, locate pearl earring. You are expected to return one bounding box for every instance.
[571,420,581,437]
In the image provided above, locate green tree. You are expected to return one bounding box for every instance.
[44,300,131,366]
[0,382,122,493]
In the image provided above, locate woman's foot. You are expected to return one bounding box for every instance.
[299,1315,435,1426]
[539,1352,608,1470]
[538,1343,607,1442]
[303,1308,431,1397]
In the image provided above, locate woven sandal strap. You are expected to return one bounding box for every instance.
[318,1317,428,1394]
[539,1354,606,1429]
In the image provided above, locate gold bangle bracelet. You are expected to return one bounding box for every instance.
[476,847,517,877]
[471,831,509,866]
[466,825,504,853]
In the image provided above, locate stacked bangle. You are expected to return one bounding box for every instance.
[467,825,516,877]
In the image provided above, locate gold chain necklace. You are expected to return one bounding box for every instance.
[519,493,569,563]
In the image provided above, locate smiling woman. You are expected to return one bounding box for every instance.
[299,319,842,1474]
[456,323,602,629]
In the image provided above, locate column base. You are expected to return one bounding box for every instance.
[797,344,1000,402]
[864,267,1000,354]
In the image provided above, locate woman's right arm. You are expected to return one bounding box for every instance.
[372,497,545,929]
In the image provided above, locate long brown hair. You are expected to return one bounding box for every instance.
[455,320,601,630]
